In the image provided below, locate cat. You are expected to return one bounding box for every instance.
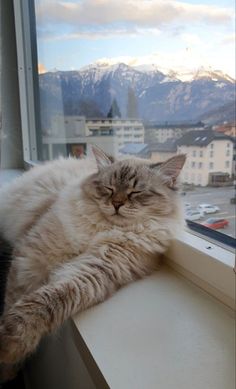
[0,146,186,381]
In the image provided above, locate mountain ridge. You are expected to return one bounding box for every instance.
[39,62,235,128]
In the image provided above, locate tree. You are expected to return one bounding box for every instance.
[126,87,138,118]
[107,98,121,118]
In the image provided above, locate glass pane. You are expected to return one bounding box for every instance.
[34,0,235,239]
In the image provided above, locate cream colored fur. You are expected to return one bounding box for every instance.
[0,150,185,382]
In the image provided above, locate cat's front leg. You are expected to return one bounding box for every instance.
[0,257,115,365]
[0,246,155,366]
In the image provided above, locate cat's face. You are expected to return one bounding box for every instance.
[82,148,186,226]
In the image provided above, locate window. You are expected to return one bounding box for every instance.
[210,143,214,149]
[225,161,230,168]
[209,162,214,169]
[199,150,203,157]
[191,162,196,168]
[226,149,230,156]
[210,150,214,158]
[192,150,196,157]
[198,162,202,169]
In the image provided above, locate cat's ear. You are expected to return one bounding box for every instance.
[92,145,115,170]
[150,154,186,189]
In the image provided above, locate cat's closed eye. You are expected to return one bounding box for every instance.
[103,186,114,195]
[128,191,143,199]
[104,186,113,191]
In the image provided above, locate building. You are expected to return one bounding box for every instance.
[42,115,119,159]
[144,122,205,144]
[148,139,177,163]
[177,130,234,186]
[46,115,89,137]
[86,118,144,150]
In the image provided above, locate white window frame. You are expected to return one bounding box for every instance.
[13,0,41,163]
[9,0,235,310]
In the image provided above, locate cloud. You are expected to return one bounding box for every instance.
[38,26,161,41]
[36,0,233,40]
[180,33,202,46]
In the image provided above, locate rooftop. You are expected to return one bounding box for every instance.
[177,129,233,147]
[145,121,204,130]
[148,138,177,153]
[120,143,149,156]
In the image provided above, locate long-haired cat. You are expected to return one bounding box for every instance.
[0,147,186,381]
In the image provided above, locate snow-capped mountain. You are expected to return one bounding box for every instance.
[39,62,235,127]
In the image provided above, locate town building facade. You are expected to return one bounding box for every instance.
[177,130,234,186]
[144,122,205,144]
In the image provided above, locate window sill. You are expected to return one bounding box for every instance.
[70,265,235,389]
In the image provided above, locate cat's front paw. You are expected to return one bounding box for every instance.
[0,309,41,364]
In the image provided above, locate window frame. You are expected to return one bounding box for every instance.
[13,0,42,163]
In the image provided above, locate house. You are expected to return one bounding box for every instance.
[177,130,234,186]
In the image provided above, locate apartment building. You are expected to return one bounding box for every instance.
[47,115,88,137]
[42,115,119,159]
[177,130,234,186]
[144,122,205,144]
[86,118,144,150]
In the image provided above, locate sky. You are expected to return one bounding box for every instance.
[35,0,235,78]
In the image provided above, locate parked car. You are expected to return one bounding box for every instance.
[185,210,204,221]
[197,204,220,214]
[202,218,229,230]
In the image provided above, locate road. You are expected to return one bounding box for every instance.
[181,186,235,239]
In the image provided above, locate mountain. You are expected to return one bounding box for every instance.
[39,63,235,129]
[134,64,234,83]
[196,101,236,125]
